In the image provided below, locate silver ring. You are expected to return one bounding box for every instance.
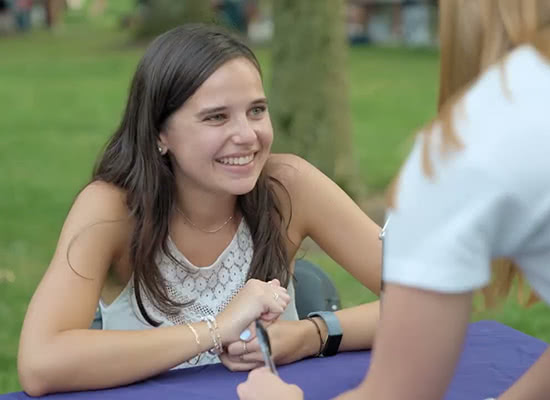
[273,292,279,301]
[242,341,248,354]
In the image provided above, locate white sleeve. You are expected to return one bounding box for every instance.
[382,136,523,293]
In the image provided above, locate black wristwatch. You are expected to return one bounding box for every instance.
[307,311,343,357]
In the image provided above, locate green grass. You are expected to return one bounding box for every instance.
[1,21,549,395]
[348,46,439,190]
[0,27,143,394]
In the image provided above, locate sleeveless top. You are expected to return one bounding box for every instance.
[99,218,299,368]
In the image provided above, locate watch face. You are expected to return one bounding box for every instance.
[255,320,278,376]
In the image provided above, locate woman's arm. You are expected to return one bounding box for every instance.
[497,347,550,400]
[19,324,217,396]
[18,182,290,395]
[223,155,382,369]
[281,154,382,350]
[224,302,379,369]
[17,182,216,395]
[236,285,469,400]
[237,281,472,400]
[341,284,472,400]
[281,155,382,295]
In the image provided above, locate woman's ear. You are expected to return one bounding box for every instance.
[157,132,169,156]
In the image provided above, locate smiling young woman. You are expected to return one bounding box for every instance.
[17,24,383,396]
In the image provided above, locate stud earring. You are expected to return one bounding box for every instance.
[158,145,163,154]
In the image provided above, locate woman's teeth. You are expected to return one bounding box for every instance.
[217,154,255,166]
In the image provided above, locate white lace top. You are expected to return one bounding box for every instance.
[99,219,299,368]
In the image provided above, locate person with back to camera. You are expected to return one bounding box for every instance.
[237,1,550,399]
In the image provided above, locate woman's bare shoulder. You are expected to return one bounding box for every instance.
[61,181,133,257]
[266,153,315,191]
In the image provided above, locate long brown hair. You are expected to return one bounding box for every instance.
[389,0,550,307]
[92,25,291,325]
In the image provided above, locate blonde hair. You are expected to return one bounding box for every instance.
[389,0,550,307]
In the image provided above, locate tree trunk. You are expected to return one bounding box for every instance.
[270,0,365,199]
[135,0,215,40]
[46,0,66,28]
[183,0,215,24]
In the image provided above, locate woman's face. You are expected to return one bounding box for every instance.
[159,57,273,197]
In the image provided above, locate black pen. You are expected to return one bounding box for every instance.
[255,320,278,376]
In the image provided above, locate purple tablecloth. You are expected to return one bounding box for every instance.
[2,320,547,400]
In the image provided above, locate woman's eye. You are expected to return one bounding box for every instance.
[250,106,266,116]
[205,114,226,122]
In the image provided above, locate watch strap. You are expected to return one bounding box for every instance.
[307,311,343,356]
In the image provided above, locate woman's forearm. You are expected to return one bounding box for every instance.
[301,302,379,356]
[18,323,214,396]
[498,346,550,400]
[335,302,379,351]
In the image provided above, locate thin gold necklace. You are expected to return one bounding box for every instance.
[176,207,234,234]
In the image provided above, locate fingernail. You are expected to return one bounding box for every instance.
[240,329,251,341]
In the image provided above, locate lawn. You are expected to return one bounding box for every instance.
[1,18,548,395]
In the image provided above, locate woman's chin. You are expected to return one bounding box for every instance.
[232,182,260,196]
[224,175,261,196]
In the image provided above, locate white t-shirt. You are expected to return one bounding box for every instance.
[383,45,550,303]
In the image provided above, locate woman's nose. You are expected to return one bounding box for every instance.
[230,118,257,145]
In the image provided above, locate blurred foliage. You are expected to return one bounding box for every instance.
[132,0,216,40]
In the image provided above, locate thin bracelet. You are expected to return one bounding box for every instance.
[208,316,223,352]
[210,316,223,354]
[204,318,217,354]
[204,316,223,355]
[185,322,202,365]
[306,317,325,357]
